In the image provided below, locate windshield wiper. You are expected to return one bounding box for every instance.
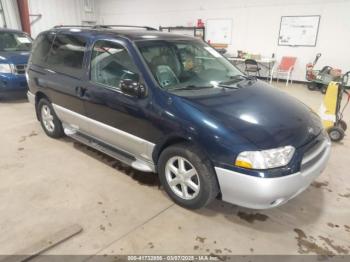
[218,75,256,88]
[219,75,255,85]
[173,85,213,91]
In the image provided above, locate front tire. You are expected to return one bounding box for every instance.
[158,143,219,209]
[338,120,347,131]
[328,126,345,142]
[307,82,317,91]
[38,98,64,138]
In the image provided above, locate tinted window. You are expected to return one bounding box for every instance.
[46,34,86,77]
[90,40,139,89]
[30,33,55,65]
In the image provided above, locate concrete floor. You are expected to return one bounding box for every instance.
[0,82,349,258]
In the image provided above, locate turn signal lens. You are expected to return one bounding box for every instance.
[235,160,253,169]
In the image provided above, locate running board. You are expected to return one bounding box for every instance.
[64,127,154,173]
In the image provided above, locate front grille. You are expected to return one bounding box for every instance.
[301,137,329,171]
[14,64,27,75]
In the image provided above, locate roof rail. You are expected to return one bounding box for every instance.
[93,25,158,31]
[53,25,93,29]
[53,25,157,31]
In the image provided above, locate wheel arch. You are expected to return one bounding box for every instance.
[153,136,190,165]
[34,91,51,120]
[152,135,213,169]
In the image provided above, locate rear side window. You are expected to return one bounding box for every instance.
[30,33,55,65]
[46,34,87,77]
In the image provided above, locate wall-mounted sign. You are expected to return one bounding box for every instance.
[206,19,232,45]
[278,15,321,47]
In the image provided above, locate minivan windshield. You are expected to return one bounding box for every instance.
[137,40,244,92]
[0,32,32,52]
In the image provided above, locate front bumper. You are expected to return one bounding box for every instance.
[215,137,331,209]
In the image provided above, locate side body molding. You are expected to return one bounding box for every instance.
[52,104,156,172]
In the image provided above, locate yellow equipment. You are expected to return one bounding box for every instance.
[318,75,349,142]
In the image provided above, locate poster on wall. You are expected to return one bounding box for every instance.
[278,15,321,47]
[205,19,232,45]
[84,0,94,13]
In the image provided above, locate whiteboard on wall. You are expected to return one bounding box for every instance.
[278,15,320,46]
[205,19,232,45]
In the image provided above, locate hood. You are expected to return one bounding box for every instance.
[0,51,30,64]
[181,81,323,149]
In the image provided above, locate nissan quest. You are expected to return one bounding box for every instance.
[26,25,331,209]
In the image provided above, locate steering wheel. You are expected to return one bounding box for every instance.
[197,68,226,82]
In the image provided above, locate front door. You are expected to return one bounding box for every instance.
[83,39,159,162]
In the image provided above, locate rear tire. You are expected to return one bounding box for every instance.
[328,126,345,142]
[158,143,219,209]
[38,98,64,138]
[321,85,328,94]
[307,82,317,91]
[338,120,347,131]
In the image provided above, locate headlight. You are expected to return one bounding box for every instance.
[0,64,13,74]
[235,146,295,169]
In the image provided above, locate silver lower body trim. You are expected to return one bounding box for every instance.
[65,126,155,172]
[52,104,156,172]
[215,142,331,209]
[27,91,35,105]
[53,104,91,136]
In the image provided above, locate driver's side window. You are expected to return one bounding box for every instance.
[91,40,139,89]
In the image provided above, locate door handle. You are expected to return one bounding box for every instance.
[75,86,87,98]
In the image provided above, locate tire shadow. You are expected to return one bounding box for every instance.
[69,139,161,188]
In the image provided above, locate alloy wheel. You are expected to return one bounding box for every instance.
[165,156,200,200]
[41,105,55,132]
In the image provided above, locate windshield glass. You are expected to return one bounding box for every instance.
[0,32,32,52]
[136,40,243,91]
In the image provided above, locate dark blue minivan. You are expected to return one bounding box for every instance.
[27,26,331,209]
[0,28,32,98]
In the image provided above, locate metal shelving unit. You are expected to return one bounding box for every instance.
[159,26,205,41]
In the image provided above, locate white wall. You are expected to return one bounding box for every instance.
[96,0,350,81]
[28,0,97,37]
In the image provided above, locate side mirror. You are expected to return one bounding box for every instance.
[120,79,146,98]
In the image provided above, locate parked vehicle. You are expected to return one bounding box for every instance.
[0,28,32,99]
[27,25,331,209]
[306,53,342,94]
